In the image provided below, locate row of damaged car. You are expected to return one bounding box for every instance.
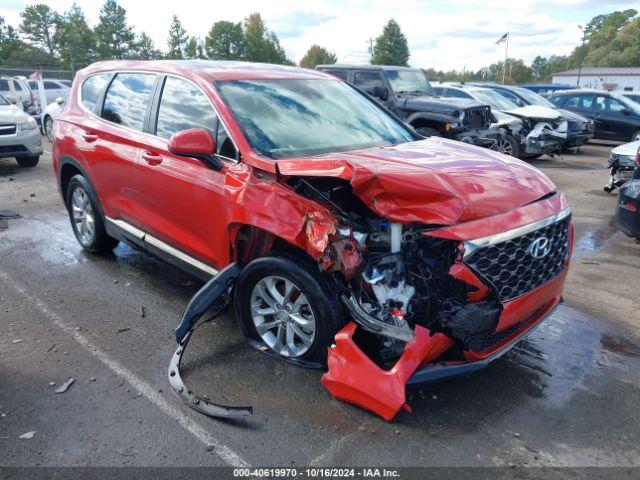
[434,82,595,159]
[317,64,593,160]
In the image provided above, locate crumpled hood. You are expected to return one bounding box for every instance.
[557,108,591,123]
[276,137,556,225]
[503,105,563,121]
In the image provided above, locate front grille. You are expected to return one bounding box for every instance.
[0,123,16,136]
[465,217,570,302]
[0,145,27,153]
[462,106,491,129]
[465,321,522,352]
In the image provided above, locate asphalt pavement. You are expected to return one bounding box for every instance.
[1,140,639,467]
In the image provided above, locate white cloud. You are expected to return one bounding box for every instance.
[1,0,638,70]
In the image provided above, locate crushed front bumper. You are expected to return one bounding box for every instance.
[452,127,503,149]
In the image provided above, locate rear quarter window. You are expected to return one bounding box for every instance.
[81,73,111,112]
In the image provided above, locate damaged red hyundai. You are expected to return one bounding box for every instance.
[53,60,573,421]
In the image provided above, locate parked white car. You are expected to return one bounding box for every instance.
[0,77,39,117]
[0,92,43,167]
[27,78,71,104]
[42,95,67,142]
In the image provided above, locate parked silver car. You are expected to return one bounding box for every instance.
[0,93,43,167]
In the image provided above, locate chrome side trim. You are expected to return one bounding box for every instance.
[462,207,571,260]
[106,217,145,240]
[105,217,219,276]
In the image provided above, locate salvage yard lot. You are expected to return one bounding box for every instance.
[1,140,640,467]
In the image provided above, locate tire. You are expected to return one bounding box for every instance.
[631,130,640,142]
[497,134,520,158]
[65,174,119,253]
[44,115,54,142]
[234,254,344,364]
[414,127,442,138]
[522,154,543,160]
[16,156,39,167]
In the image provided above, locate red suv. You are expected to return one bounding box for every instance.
[53,60,573,420]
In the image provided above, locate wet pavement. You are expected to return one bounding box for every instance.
[1,141,640,467]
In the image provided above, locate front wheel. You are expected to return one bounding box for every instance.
[234,254,344,364]
[16,156,39,167]
[44,115,54,142]
[497,134,520,158]
[414,127,442,138]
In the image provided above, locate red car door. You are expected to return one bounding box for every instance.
[83,72,159,224]
[131,75,235,271]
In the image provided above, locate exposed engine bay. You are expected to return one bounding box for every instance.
[504,106,568,156]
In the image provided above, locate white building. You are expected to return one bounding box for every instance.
[552,67,640,92]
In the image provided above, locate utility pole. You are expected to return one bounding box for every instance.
[577,25,587,87]
[502,33,509,85]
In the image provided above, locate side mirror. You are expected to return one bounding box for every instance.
[55,96,64,105]
[168,128,223,170]
[620,108,630,115]
[372,85,389,101]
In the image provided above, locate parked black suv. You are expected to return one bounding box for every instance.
[549,89,640,142]
[470,83,595,149]
[317,65,503,148]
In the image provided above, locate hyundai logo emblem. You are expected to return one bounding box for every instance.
[528,236,552,259]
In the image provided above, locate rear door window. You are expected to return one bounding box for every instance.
[101,73,156,130]
[326,70,348,80]
[155,76,218,140]
[81,73,111,112]
[43,81,59,90]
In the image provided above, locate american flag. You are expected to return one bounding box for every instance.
[495,32,509,44]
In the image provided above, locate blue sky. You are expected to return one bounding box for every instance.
[1,0,638,70]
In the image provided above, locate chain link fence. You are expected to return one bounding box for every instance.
[0,66,75,80]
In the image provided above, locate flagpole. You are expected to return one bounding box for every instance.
[502,33,509,84]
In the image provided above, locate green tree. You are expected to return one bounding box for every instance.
[371,19,409,66]
[244,13,290,64]
[132,32,162,60]
[94,0,135,59]
[299,45,337,69]
[204,20,245,60]
[19,4,59,55]
[0,16,23,61]
[531,56,549,82]
[167,15,187,59]
[184,37,198,59]
[55,3,96,70]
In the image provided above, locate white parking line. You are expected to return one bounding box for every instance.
[0,269,250,468]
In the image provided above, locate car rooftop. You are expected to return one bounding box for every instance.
[549,88,612,95]
[317,64,419,71]
[80,60,333,82]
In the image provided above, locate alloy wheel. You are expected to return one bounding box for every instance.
[250,275,316,357]
[45,117,54,142]
[71,187,95,246]
[498,139,514,156]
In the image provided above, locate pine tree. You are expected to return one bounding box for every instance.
[19,4,59,56]
[167,15,187,59]
[371,19,409,66]
[55,3,96,69]
[184,37,198,59]
[244,13,290,64]
[94,0,135,59]
[300,45,337,69]
[133,32,162,60]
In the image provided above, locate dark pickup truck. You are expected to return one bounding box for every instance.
[317,64,503,149]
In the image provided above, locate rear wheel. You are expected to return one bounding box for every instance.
[66,174,119,253]
[234,254,344,364]
[414,126,442,138]
[632,130,640,142]
[16,156,39,167]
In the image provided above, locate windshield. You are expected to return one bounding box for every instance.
[0,93,9,106]
[217,79,414,159]
[471,89,518,110]
[614,94,640,115]
[386,70,434,96]
[514,87,554,107]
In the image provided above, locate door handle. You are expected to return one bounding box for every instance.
[82,132,98,142]
[141,151,163,165]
